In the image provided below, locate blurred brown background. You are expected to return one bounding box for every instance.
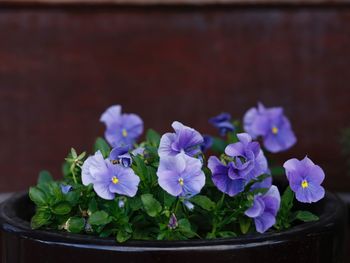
[0,1,350,192]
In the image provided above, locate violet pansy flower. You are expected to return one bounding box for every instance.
[208,156,245,197]
[109,146,132,167]
[158,121,204,158]
[208,133,268,197]
[100,105,143,149]
[82,150,140,200]
[157,153,205,197]
[209,112,235,136]
[201,135,213,152]
[243,103,296,153]
[283,156,325,203]
[245,185,281,233]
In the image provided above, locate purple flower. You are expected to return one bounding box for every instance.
[283,156,325,203]
[157,153,205,197]
[60,184,72,194]
[168,213,178,229]
[100,105,143,148]
[109,146,132,167]
[82,150,140,200]
[200,135,213,152]
[158,121,204,158]
[208,156,245,197]
[245,185,281,233]
[209,113,235,136]
[243,103,296,153]
[208,133,268,197]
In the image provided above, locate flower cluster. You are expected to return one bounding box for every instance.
[29,103,326,243]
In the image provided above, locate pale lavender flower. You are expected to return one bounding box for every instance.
[82,150,140,200]
[157,153,205,197]
[100,105,143,148]
[245,185,281,233]
[131,147,145,156]
[283,156,325,203]
[208,133,268,197]
[158,121,203,158]
[183,200,194,211]
[209,113,234,136]
[243,103,296,153]
[118,200,125,208]
[60,184,72,194]
[109,146,132,167]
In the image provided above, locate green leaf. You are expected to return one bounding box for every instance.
[178,218,196,238]
[71,148,78,159]
[38,170,53,185]
[141,194,162,217]
[128,196,142,211]
[133,155,148,182]
[217,231,237,238]
[146,129,161,147]
[211,137,227,153]
[270,166,285,176]
[281,186,295,212]
[66,217,85,233]
[31,210,51,229]
[51,202,72,215]
[294,211,319,222]
[66,191,80,205]
[94,137,111,158]
[116,230,132,243]
[239,217,251,234]
[29,187,47,205]
[190,195,216,211]
[88,198,98,213]
[89,211,112,226]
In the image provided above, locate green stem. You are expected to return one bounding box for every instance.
[173,198,181,214]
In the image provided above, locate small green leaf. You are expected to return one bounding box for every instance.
[71,148,78,159]
[89,211,112,226]
[66,217,85,233]
[141,194,162,217]
[66,191,80,205]
[190,195,216,211]
[94,137,111,158]
[146,129,161,147]
[217,231,237,238]
[281,186,295,212]
[31,210,51,229]
[38,170,53,185]
[116,230,132,243]
[52,202,72,215]
[239,217,251,234]
[29,187,47,205]
[294,211,319,222]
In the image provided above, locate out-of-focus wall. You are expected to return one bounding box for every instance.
[0,4,349,192]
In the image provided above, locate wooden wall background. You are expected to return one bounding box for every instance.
[0,2,350,192]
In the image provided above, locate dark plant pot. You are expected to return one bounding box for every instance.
[0,192,347,263]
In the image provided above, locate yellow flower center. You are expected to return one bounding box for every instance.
[178,178,184,186]
[301,180,309,189]
[122,129,128,137]
[112,176,119,184]
[272,126,279,134]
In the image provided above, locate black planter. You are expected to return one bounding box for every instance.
[0,192,347,263]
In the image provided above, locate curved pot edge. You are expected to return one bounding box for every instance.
[0,191,346,251]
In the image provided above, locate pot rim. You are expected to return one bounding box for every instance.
[0,191,345,251]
